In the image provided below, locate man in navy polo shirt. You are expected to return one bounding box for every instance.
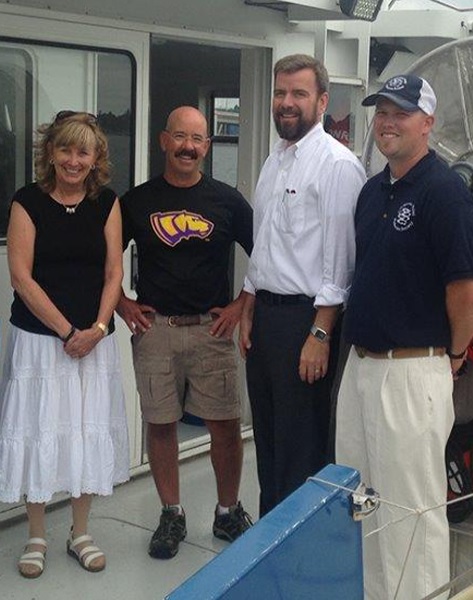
[336,75,473,599]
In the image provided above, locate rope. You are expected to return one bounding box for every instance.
[309,475,473,599]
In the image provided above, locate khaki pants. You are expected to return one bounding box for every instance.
[132,314,240,424]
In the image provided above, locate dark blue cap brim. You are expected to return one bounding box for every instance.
[361,92,419,112]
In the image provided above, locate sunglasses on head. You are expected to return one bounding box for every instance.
[54,110,97,124]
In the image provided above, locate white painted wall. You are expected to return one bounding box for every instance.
[0,0,288,41]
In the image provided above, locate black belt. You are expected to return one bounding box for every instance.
[256,290,315,306]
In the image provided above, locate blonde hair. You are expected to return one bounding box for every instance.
[35,112,111,199]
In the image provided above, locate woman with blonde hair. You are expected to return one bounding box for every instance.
[0,111,129,577]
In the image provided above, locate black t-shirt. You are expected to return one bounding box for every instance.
[344,151,473,351]
[10,183,117,336]
[120,174,253,315]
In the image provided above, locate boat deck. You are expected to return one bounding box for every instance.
[0,440,259,600]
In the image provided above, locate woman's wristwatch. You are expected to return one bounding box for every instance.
[95,322,109,336]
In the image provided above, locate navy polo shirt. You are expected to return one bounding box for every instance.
[344,150,473,352]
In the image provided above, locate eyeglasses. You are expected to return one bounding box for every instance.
[166,131,209,146]
[54,110,97,124]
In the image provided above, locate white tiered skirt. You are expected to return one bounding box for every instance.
[0,326,130,503]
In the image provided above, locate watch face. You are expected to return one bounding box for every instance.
[311,325,327,342]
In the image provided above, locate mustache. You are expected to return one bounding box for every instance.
[175,149,198,160]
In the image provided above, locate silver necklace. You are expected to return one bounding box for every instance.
[51,194,84,214]
[64,202,80,214]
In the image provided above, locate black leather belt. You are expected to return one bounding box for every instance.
[256,290,315,306]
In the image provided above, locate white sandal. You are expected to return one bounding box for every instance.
[66,531,106,572]
[18,537,47,579]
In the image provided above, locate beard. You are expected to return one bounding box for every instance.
[273,109,316,142]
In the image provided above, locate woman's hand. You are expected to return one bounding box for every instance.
[63,327,104,358]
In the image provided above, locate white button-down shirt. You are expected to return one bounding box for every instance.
[244,122,366,307]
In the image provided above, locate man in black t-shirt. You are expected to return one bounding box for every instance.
[118,106,253,559]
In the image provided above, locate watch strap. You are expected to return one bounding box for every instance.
[448,348,467,360]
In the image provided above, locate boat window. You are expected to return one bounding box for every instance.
[0,40,135,240]
[211,96,239,187]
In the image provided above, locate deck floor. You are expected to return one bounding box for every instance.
[0,440,259,600]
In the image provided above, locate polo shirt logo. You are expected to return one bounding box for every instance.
[393,202,415,231]
[150,210,214,247]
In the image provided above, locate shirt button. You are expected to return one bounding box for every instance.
[383,213,387,219]
[389,195,394,200]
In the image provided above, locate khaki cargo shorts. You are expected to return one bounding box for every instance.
[132,313,240,424]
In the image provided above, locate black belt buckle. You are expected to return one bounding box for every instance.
[355,346,366,358]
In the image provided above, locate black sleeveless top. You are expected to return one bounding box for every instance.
[10,183,116,337]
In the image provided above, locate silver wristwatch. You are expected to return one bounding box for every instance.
[310,325,330,343]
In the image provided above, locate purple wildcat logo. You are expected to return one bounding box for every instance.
[150,210,214,247]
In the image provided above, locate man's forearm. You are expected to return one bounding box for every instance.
[446,279,473,355]
[312,305,342,336]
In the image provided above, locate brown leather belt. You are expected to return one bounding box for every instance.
[354,346,446,359]
[146,312,217,327]
[166,314,216,327]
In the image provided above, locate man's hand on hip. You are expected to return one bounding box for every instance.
[209,298,243,340]
[210,291,251,340]
[116,294,155,334]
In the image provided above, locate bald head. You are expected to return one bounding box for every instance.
[165,106,209,136]
[160,105,210,187]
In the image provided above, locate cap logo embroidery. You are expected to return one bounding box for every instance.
[386,77,407,91]
[150,210,214,247]
[393,202,415,232]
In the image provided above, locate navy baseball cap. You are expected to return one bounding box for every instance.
[362,74,437,115]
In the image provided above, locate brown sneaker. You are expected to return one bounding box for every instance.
[148,507,187,559]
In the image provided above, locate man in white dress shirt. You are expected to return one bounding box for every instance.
[240,54,366,516]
